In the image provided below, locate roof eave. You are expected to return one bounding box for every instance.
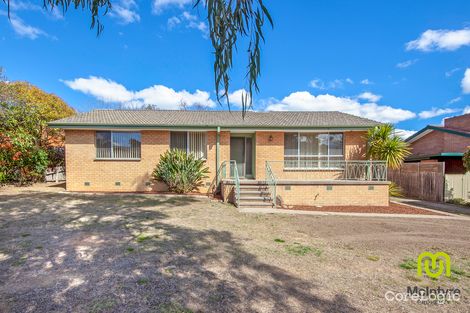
[47,122,376,131]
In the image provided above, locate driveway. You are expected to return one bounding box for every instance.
[392,197,470,216]
[1,184,469,313]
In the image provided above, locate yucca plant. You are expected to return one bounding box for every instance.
[388,182,404,197]
[153,149,209,194]
[366,124,411,170]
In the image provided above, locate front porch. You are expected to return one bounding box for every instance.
[218,160,390,208]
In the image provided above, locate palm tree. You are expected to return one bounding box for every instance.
[366,124,411,169]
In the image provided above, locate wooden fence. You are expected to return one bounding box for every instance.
[388,162,445,202]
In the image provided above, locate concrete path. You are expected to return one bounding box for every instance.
[238,207,470,220]
[391,197,470,216]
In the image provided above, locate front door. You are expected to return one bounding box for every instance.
[230,137,253,178]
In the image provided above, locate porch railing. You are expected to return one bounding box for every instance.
[266,160,388,181]
[218,160,241,207]
[265,161,277,208]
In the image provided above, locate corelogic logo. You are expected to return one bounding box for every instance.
[385,251,461,305]
[417,251,451,279]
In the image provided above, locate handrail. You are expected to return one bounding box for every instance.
[266,160,387,181]
[265,161,277,208]
[218,160,240,207]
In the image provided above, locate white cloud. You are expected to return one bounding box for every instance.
[8,1,63,19]
[62,76,215,109]
[309,78,353,90]
[463,106,470,114]
[448,96,461,104]
[226,89,250,107]
[360,79,373,85]
[110,0,140,24]
[418,107,459,119]
[396,59,418,69]
[406,28,470,51]
[357,92,382,103]
[395,129,416,139]
[461,68,470,94]
[445,67,460,77]
[7,14,48,39]
[265,91,416,123]
[167,11,208,37]
[152,0,192,14]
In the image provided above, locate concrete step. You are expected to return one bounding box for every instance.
[239,190,270,195]
[238,202,273,207]
[239,185,269,190]
[239,196,272,201]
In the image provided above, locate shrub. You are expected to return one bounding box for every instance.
[389,182,403,197]
[153,149,209,193]
[463,147,470,173]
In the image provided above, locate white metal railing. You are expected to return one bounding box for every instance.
[267,160,388,181]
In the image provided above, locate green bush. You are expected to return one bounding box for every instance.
[152,149,209,194]
[389,182,403,197]
[464,147,470,173]
[446,198,470,207]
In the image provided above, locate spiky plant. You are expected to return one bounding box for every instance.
[366,124,411,170]
[388,182,404,197]
[153,149,209,194]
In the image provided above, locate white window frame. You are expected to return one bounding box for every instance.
[95,131,141,160]
[284,132,344,170]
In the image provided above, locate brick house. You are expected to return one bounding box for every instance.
[49,110,389,207]
[405,113,470,174]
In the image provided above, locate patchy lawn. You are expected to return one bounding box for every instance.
[0,184,469,312]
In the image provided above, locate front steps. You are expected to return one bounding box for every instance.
[237,181,275,209]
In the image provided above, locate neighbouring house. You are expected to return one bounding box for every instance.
[401,113,470,201]
[49,110,389,207]
[405,113,470,174]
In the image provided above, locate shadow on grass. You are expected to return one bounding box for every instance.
[0,191,361,312]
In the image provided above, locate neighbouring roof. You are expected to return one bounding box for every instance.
[406,125,470,143]
[48,110,381,130]
[406,152,464,161]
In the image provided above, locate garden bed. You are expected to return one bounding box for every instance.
[282,202,445,215]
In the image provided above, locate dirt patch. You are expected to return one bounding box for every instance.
[282,202,445,215]
[1,184,469,313]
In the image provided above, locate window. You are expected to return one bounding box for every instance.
[96,131,141,159]
[170,131,207,159]
[284,132,344,169]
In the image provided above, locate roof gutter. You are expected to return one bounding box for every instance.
[47,123,375,131]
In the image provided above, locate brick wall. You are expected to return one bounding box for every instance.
[409,130,470,157]
[65,130,170,192]
[409,131,445,156]
[444,114,470,131]
[276,183,389,207]
[65,130,229,193]
[66,129,370,192]
[220,182,389,207]
[254,130,368,180]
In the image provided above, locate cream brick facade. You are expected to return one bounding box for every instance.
[65,128,387,207]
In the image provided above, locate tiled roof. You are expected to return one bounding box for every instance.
[49,110,381,129]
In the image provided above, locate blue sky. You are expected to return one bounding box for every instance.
[1,0,470,137]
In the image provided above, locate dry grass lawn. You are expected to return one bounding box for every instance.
[0,184,469,312]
